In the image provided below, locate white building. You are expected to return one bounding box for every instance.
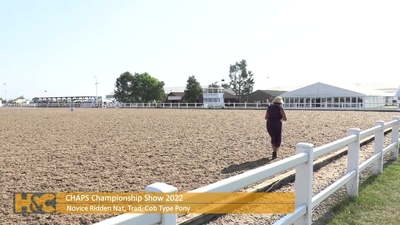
[105,93,115,101]
[15,99,30,104]
[280,82,390,108]
[393,86,400,106]
[394,86,400,98]
[202,87,225,108]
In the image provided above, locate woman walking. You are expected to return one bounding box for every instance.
[265,96,287,159]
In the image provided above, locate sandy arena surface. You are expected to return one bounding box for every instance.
[1,108,399,225]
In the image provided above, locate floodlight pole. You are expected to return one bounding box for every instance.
[45,90,48,107]
[3,83,6,107]
[94,76,99,106]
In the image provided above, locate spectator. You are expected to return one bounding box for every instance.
[264,96,287,159]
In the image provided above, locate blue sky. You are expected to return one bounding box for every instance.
[1,0,399,99]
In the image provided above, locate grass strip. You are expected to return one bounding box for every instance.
[328,159,400,225]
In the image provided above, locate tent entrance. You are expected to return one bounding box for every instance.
[316,98,321,107]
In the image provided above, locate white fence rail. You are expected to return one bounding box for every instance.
[3,103,107,108]
[94,116,400,225]
[117,102,400,110]
[3,102,400,111]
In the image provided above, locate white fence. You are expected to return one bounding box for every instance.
[115,102,399,111]
[3,102,400,111]
[3,103,107,108]
[94,116,400,225]
[117,102,400,110]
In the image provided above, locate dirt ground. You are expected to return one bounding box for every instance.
[1,108,399,225]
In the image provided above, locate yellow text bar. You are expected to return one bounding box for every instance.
[14,192,294,214]
[57,203,294,214]
[56,192,294,204]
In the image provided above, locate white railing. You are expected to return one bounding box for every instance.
[3,103,107,108]
[94,116,400,225]
[117,102,399,110]
[118,102,392,111]
[3,102,400,111]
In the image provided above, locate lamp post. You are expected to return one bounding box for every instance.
[3,83,6,107]
[44,90,49,107]
[221,79,225,87]
[94,76,99,106]
[266,76,271,88]
[220,79,226,107]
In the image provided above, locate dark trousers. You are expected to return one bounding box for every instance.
[266,119,282,148]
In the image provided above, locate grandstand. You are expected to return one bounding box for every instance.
[32,95,99,103]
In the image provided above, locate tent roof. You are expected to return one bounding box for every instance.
[394,86,400,97]
[280,82,389,98]
[266,85,304,92]
[269,82,400,92]
[257,90,287,96]
[224,88,237,95]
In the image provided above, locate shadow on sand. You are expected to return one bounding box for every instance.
[221,157,270,174]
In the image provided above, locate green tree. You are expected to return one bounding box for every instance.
[208,81,219,88]
[228,59,255,102]
[114,72,166,103]
[221,83,230,89]
[131,72,166,102]
[17,95,24,99]
[114,72,135,103]
[183,75,202,103]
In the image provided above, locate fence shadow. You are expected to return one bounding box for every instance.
[221,157,270,174]
[313,159,396,225]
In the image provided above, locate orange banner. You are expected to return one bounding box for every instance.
[57,203,294,214]
[56,192,294,204]
[14,192,294,214]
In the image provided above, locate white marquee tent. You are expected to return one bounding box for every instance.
[394,86,400,97]
[280,82,390,108]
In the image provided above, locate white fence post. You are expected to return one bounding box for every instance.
[145,182,178,225]
[347,128,361,197]
[374,121,385,174]
[294,143,314,225]
[391,116,400,160]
